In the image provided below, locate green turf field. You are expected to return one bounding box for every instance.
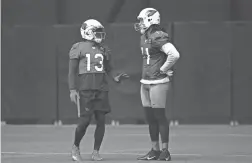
[2,125,252,163]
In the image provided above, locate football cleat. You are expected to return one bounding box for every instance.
[71,144,83,161]
[91,150,103,161]
[158,148,171,161]
[137,149,161,160]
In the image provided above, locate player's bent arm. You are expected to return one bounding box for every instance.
[68,59,79,91]
[105,59,119,82]
[102,46,129,82]
[160,42,180,72]
[103,50,118,81]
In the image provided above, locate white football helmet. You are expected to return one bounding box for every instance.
[80,19,106,43]
[134,8,160,34]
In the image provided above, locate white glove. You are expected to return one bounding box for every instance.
[166,70,173,76]
[70,90,79,104]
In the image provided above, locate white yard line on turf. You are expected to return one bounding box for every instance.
[2,154,45,158]
[2,151,252,158]
[1,151,201,156]
[3,133,252,137]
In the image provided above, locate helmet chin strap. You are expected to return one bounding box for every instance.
[140,28,147,34]
[141,22,152,35]
[94,38,102,43]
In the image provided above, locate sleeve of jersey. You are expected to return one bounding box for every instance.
[160,43,180,72]
[68,43,80,90]
[69,43,81,59]
[68,60,79,90]
[152,31,170,49]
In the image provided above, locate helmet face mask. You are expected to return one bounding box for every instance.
[134,8,160,34]
[134,18,148,34]
[93,28,106,43]
[80,19,106,43]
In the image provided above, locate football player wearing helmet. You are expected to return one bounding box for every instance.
[68,19,128,161]
[134,8,180,161]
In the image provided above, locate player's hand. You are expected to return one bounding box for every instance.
[153,70,166,77]
[70,90,79,104]
[167,70,173,76]
[114,73,130,83]
[154,70,173,77]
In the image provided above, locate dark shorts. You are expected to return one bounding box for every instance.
[79,90,111,116]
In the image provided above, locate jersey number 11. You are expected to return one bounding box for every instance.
[141,47,150,65]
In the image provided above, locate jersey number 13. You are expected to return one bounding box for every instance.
[85,53,104,72]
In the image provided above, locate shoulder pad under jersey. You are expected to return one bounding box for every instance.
[150,31,170,48]
[69,41,94,59]
[69,42,81,59]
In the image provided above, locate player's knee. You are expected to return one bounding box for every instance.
[144,107,157,125]
[77,116,92,131]
[157,115,168,126]
[154,108,168,125]
[95,112,106,126]
[146,115,157,125]
[96,117,105,127]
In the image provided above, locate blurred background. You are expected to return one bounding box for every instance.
[1,0,252,125]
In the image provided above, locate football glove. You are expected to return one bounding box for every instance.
[70,90,79,104]
[153,70,166,78]
[114,73,130,83]
[154,70,173,77]
[167,70,173,76]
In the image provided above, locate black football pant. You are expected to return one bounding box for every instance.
[74,110,106,151]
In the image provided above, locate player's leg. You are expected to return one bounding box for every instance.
[150,83,169,148]
[72,90,94,161]
[153,108,171,161]
[145,107,160,151]
[91,110,106,161]
[150,83,171,161]
[91,91,110,161]
[138,84,160,160]
[141,84,160,149]
[73,115,92,147]
[94,111,106,151]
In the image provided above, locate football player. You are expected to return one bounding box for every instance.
[134,8,180,161]
[68,19,128,161]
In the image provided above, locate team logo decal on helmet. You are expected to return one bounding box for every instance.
[134,8,160,34]
[80,19,106,43]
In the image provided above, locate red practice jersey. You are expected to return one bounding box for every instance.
[68,41,112,91]
[140,30,170,81]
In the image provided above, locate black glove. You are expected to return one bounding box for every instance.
[153,70,166,78]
